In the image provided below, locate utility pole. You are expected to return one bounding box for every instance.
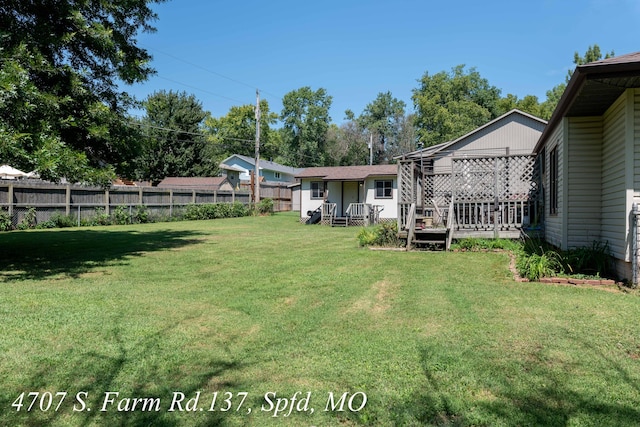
[254,89,261,204]
[369,133,373,166]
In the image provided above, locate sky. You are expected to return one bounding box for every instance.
[123,0,640,124]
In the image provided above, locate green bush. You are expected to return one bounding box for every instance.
[17,207,37,230]
[38,212,76,229]
[111,206,131,225]
[133,205,151,224]
[91,207,111,226]
[357,223,400,247]
[256,198,274,215]
[0,210,12,231]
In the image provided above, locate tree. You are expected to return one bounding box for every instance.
[412,65,501,147]
[357,92,407,163]
[324,122,370,166]
[541,44,615,119]
[203,100,281,167]
[0,0,164,184]
[135,90,210,184]
[496,93,545,119]
[280,87,332,167]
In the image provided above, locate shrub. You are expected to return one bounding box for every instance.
[256,198,274,215]
[133,205,151,224]
[111,206,131,225]
[357,222,400,247]
[91,207,111,226]
[17,207,37,230]
[0,210,12,231]
[516,250,563,281]
[231,201,249,217]
[41,212,75,228]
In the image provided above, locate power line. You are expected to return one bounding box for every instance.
[147,47,283,101]
[128,120,255,144]
[155,75,248,105]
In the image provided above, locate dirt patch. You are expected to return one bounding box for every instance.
[347,280,398,315]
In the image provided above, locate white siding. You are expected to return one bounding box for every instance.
[364,177,397,219]
[299,179,325,216]
[544,123,565,248]
[600,94,628,260]
[566,117,603,248]
[634,88,640,195]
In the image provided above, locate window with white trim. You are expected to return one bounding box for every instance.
[311,181,325,199]
[274,172,281,179]
[375,180,393,199]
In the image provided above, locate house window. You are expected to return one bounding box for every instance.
[311,181,325,199]
[274,172,281,179]
[375,180,393,199]
[549,146,558,215]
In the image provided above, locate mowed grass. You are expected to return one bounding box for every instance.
[1,212,639,426]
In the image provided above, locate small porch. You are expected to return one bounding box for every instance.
[320,202,384,227]
[397,154,542,249]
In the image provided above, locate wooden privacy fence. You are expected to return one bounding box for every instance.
[0,181,254,227]
[257,182,294,212]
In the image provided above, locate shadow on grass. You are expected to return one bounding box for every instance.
[0,316,247,427]
[0,228,207,281]
[387,342,640,426]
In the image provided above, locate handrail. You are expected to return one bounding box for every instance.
[446,198,455,250]
[406,203,416,250]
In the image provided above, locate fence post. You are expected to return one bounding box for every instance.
[138,187,143,205]
[169,189,173,218]
[105,189,110,215]
[214,190,217,203]
[192,190,196,204]
[7,183,13,218]
[65,184,71,216]
[232,189,235,204]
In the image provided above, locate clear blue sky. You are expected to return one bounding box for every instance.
[123,0,640,124]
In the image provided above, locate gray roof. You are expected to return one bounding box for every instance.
[535,51,640,153]
[222,154,304,175]
[296,164,397,180]
[402,109,547,160]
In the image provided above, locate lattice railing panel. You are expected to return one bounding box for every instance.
[398,160,415,204]
[424,173,452,207]
[452,155,538,203]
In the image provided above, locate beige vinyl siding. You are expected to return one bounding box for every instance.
[433,113,545,172]
[544,123,564,248]
[634,89,640,195]
[600,94,627,260]
[566,117,603,248]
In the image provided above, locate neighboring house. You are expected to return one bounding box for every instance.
[533,51,640,283]
[296,165,398,225]
[157,176,233,192]
[219,154,304,189]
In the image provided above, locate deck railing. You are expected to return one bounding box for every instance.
[346,203,369,220]
[452,199,539,231]
[321,203,337,224]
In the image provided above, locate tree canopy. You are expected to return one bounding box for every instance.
[0,0,163,184]
[280,87,332,168]
[135,90,211,184]
[412,65,501,147]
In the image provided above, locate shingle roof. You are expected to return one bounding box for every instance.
[223,154,304,175]
[157,177,229,189]
[534,51,640,153]
[295,165,397,180]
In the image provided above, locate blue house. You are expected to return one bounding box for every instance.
[219,154,303,189]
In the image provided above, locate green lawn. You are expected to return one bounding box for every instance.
[1,212,639,426]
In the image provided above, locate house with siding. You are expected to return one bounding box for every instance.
[532,51,640,283]
[219,154,303,189]
[296,165,398,225]
[157,176,234,192]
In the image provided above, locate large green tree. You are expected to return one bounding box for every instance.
[135,90,210,184]
[0,0,163,184]
[357,91,408,163]
[412,65,501,147]
[280,86,332,167]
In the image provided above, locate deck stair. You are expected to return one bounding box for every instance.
[412,216,448,248]
[331,216,348,227]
